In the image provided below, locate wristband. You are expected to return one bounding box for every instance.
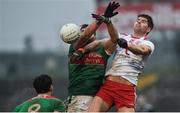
[102,15,111,24]
[78,48,85,54]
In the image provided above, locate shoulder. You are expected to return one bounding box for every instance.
[47,96,65,111]
[13,100,28,112]
[119,33,128,36]
[13,104,21,112]
[45,95,60,100]
[118,33,129,38]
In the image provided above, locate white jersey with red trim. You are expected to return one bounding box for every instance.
[105,33,155,85]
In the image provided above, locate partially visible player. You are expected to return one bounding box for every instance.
[66,1,120,112]
[89,13,154,112]
[13,74,65,112]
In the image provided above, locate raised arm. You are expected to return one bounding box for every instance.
[69,1,120,61]
[73,20,102,50]
[91,1,120,54]
[73,1,120,50]
[103,20,119,54]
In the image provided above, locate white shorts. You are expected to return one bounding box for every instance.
[66,95,93,112]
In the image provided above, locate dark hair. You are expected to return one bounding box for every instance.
[33,74,52,94]
[138,14,154,33]
[80,24,89,30]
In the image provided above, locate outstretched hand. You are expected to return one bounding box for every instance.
[92,1,120,23]
[104,1,120,18]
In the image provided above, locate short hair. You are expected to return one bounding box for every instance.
[138,14,154,32]
[33,74,52,94]
[80,24,89,30]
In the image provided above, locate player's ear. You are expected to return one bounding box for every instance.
[146,27,151,34]
[50,85,53,92]
[33,88,37,94]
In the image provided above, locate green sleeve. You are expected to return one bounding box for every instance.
[54,101,65,112]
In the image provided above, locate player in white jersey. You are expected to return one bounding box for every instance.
[89,14,154,112]
[106,33,154,85]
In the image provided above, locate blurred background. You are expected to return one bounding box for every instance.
[0,0,180,111]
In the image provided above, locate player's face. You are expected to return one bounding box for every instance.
[133,17,151,34]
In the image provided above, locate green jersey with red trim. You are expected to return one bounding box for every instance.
[13,95,65,112]
[68,45,110,96]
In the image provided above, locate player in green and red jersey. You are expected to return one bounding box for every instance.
[13,74,65,112]
[66,1,120,112]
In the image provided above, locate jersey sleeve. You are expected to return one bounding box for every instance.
[54,100,65,112]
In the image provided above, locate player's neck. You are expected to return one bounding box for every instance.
[132,33,146,39]
[38,92,52,96]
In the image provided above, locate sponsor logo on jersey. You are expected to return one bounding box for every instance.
[73,52,105,64]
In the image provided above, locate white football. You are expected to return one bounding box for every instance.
[60,23,80,44]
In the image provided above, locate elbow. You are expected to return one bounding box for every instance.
[111,38,118,43]
[138,46,151,55]
[141,48,151,55]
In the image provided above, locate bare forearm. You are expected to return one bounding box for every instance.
[128,44,151,55]
[74,21,102,49]
[106,21,118,43]
[83,40,101,53]
[82,20,101,38]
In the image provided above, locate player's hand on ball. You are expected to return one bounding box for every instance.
[104,1,120,18]
[117,38,128,48]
